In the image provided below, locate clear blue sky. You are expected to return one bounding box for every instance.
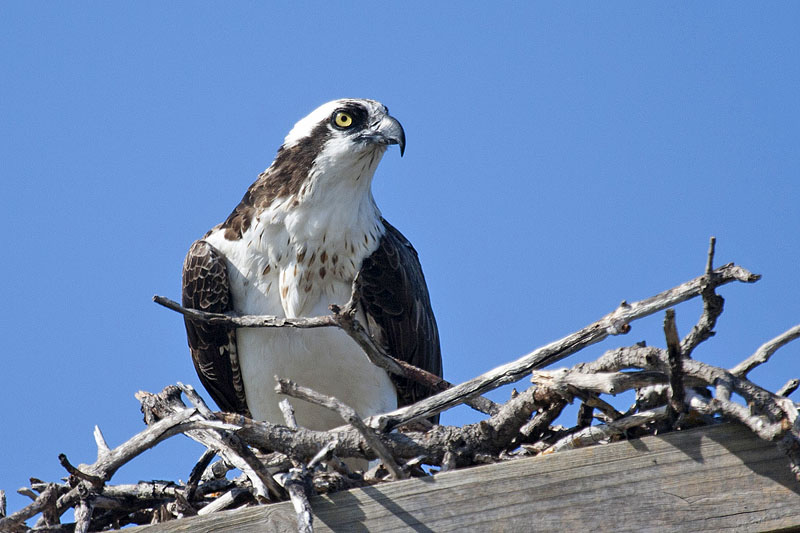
[2,3,799,518]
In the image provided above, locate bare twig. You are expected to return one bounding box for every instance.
[73,498,94,533]
[685,391,785,441]
[93,425,111,461]
[276,377,406,480]
[706,236,716,274]
[329,280,498,417]
[519,397,568,442]
[664,309,686,420]
[0,484,60,532]
[196,488,251,515]
[31,482,60,529]
[680,286,725,357]
[280,399,299,430]
[531,369,677,395]
[582,344,790,423]
[217,383,551,470]
[185,449,216,501]
[153,294,331,329]
[138,386,283,501]
[730,324,800,378]
[17,488,37,502]
[153,294,499,417]
[44,407,202,524]
[58,453,104,488]
[307,439,339,470]
[548,407,671,452]
[569,389,624,422]
[778,379,800,398]
[275,469,314,533]
[679,237,724,356]
[576,402,594,428]
[177,382,218,419]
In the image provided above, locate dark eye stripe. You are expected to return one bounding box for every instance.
[330,105,368,130]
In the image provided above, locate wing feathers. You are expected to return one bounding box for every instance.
[358,219,443,419]
[182,240,249,415]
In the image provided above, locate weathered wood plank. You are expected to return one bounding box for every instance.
[124,423,800,532]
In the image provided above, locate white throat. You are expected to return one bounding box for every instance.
[283,140,387,245]
[205,142,388,320]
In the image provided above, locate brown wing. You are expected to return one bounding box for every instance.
[182,240,249,415]
[358,219,443,421]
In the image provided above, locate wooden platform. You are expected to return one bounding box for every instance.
[126,423,800,532]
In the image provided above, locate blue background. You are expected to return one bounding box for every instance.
[2,3,798,520]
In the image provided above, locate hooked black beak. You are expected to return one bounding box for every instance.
[358,114,406,156]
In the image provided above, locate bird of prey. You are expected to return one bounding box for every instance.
[182,99,442,431]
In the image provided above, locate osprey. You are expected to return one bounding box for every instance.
[182,99,442,431]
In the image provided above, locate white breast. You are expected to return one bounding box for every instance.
[203,175,395,430]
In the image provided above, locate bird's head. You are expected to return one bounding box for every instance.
[283,98,406,159]
[251,99,406,211]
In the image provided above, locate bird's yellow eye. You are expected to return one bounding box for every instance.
[334,111,353,128]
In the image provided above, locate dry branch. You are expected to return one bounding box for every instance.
[663,309,686,421]
[678,237,725,356]
[137,385,283,502]
[153,294,499,417]
[275,377,406,480]
[365,263,759,430]
[731,324,800,378]
[779,379,800,398]
[274,469,313,533]
[548,406,670,452]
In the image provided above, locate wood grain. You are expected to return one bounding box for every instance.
[124,423,800,532]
